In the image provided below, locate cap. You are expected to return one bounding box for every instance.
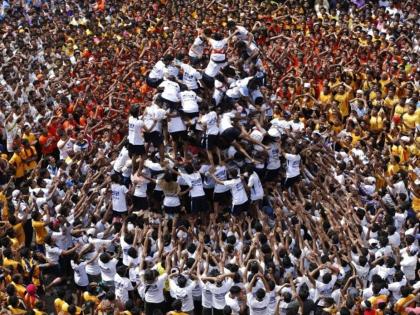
[26,284,37,295]
[356,89,363,94]
[303,83,311,88]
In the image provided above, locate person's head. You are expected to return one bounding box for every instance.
[177,274,187,288]
[400,286,412,298]
[229,285,241,298]
[130,105,140,118]
[223,305,232,315]
[322,273,332,284]
[144,268,158,284]
[255,288,266,301]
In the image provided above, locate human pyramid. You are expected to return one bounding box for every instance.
[0,1,419,315]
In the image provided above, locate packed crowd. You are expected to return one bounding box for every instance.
[0,0,419,314]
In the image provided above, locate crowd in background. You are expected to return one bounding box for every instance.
[0,0,419,315]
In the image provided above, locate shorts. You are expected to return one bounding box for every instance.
[113,210,128,217]
[284,175,301,188]
[265,168,280,182]
[221,127,241,144]
[231,200,250,216]
[189,55,201,65]
[170,131,188,143]
[164,205,181,215]
[213,190,231,204]
[191,196,209,213]
[181,111,199,120]
[202,73,215,88]
[128,143,145,156]
[161,97,180,111]
[201,134,219,150]
[144,131,163,147]
[144,301,165,315]
[146,76,163,88]
[132,196,149,211]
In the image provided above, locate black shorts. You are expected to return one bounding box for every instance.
[164,205,181,214]
[128,143,145,156]
[202,73,215,88]
[265,168,280,182]
[221,127,241,144]
[181,111,199,120]
[170,130,188,143]
[201,134,219,150]
[161,98,180,111]
[132,196,149,211]
[146,76,163,88]
[231,200,250,216]
[144,131,163,147]
[112,210,128,217]
[191,195,209,213]
[284,174,301,188]
[213,190,231,203]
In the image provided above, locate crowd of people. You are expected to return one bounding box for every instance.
[0,0,419,314]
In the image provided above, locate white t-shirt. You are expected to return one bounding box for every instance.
[128,116,145,145]
[199,280,213,308]
[248,172,264,201]
[400,254,417,280]
[189,36,205,58]
[131,173,150,198]
[149,60,167,80]
[111,183,129,212]
[98,257,118,282]
[247,292,270,315]
[115,273,134,304]
[210,278,233,310]
[71,261,89,287]
[45,245,62,264]
[144,274,168,303]
[315,274,337,300]
[159,80,181,103]
[285,153,301,178]
[201,111,219,135]
[266,143,281,170]
[169,279,196,312]
[180,90,201,113]
[113,147,130,173]
[234,25,249,40]
[223,178,248,206]
[57,138,74,160]
[181,63,202,90]
[225,293,241,315]
[213,165,230,193]
[167,110,187,133]
[143,104,166,133]
[181,172,205,198]
[219,111,236,133]
[209,38,227,62]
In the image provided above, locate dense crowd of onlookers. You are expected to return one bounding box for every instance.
[0,0,419,315]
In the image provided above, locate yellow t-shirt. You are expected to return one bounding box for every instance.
[3,257,21,273]
[7,306,26,315]
[394,294,416,315]
[402,112,419,133]
[54,298,67,314]
[384,95,399,110]
[319,92,332,108]
[32,221,47,245]
[20,146,37,172]
[9,153,25,178]
[13,223,25,245]
[334,92,350,117]
[22,133,37,145]
[370,116,384,132]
